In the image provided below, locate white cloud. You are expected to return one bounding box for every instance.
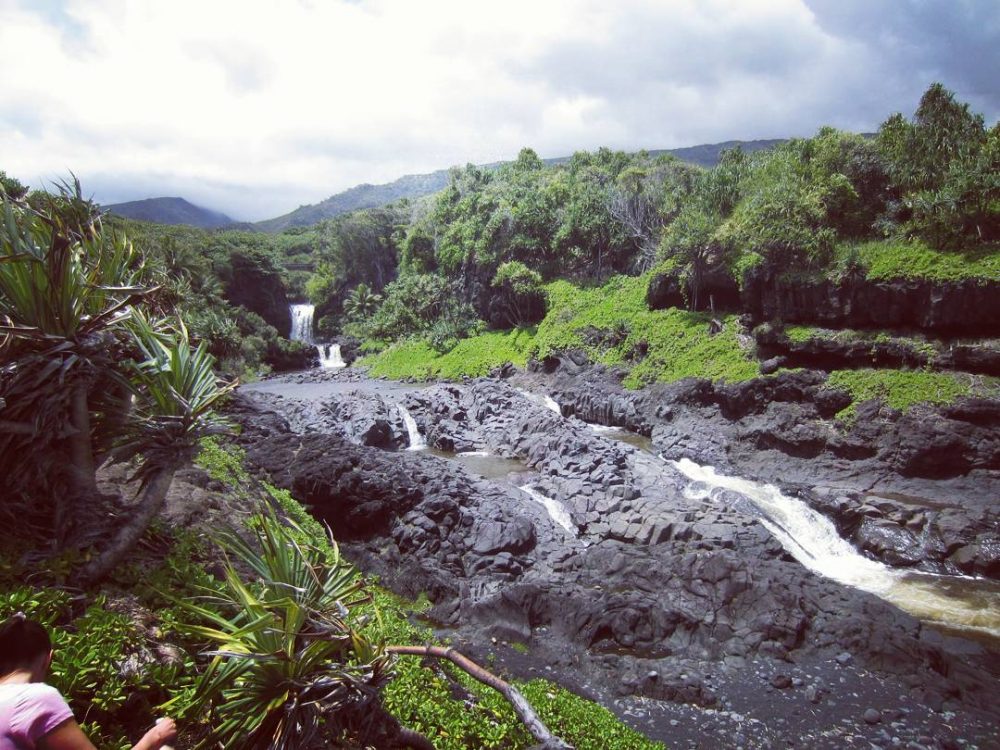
[0,0,996,220]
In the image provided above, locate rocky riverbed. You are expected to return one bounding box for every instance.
[236,366,1000,749]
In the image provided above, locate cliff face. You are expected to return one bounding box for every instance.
[740,268,1000,336]
[647,265,1000,337]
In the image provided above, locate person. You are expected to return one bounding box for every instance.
[0,613,177,750]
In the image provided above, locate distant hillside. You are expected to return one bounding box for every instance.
[255,171,453,233]
[105,197,235,229]
[256,138,786,232]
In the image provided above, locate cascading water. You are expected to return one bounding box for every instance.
[318,344,345,369]
[669,457,1000,640]
[516,388,561,415]
[289,304,345,368]
[289,303,315,344]
[520,485,577,535]
[397,405,427,451]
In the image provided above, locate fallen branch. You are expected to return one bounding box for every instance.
[387,645,574,750]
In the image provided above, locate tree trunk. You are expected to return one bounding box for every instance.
[67,385,97,492]
[75,466,176,586]
[387,645,574,750]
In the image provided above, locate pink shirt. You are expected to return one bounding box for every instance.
[0,683,74,750]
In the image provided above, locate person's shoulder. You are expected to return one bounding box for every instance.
[18,682,70,708]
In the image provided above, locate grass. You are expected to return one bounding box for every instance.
[835,239,1000,283]
[533,275,758,388]
[363,328,535,380]
[823,369,999,421]
[362,274,759,389]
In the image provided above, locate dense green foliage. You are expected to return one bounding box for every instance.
[834,239,1000,282]
[364,274,758,388]
[119,219,318,376]
[312,84,998,378]
[0,185,231,581]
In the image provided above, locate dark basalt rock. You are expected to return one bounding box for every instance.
[740,267,1000,337]
[233,380,1000,736]
[753,324,1000,377]
[519,361,1000,579]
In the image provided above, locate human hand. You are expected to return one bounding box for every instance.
[140,717,177,749]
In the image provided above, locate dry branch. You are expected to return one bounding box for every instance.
[387,645,574,750]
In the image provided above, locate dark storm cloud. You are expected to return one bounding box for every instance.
[5,1,996,221]
[515,1,998,150]
[805,0,1000,119]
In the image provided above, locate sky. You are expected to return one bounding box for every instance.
[1,0,997,222]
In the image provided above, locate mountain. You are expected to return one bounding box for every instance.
[105,197,235,229]
[255,138,787,232]
[254,171,453,233]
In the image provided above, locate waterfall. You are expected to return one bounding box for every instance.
[520,485,576,535]
[289,304,315,345]
[669,457,1000,639]
[289,304,345,369]
[397,405,427,450]
[318,344,345,369]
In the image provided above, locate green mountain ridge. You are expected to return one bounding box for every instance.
[105,196,235,229]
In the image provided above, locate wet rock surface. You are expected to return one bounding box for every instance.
[530,362,1000,580]
[235,369,1000,749]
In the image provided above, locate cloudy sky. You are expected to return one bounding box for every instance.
[1,0,997,221]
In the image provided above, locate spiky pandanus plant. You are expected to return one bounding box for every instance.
[0,180,150,536]
[0,180,233,580]
[173,512,399,749]
[176,512,573,750]
[76,313,234,584]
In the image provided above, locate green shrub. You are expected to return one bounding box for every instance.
[823,368,990,421]
[834,239,1000,282]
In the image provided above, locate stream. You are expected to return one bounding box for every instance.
[403,385,1000,644]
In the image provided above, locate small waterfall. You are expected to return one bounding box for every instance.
[289,304,315,345]
[318,343,345,369]
[290,304,346,368]
[672,458,895,593]
[397,405,427,450]
[516,389,562,415]
[669,457,1000,639]
[520,485,576,535]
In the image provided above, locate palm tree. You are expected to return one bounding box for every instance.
[343,282,381,320]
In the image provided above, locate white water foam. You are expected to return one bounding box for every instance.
[519,485,576,535]
[289,303,315,345]
[318,343,346,369]
[516,388,562,415]
[457,450,490,457]
[397,405,427,451]
[669,457,1000,639]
